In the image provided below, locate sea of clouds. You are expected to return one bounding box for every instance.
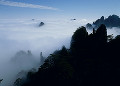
[0,18,120,86]
[0,18,88,86]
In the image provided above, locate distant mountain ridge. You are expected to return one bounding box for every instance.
[86,14,120,29]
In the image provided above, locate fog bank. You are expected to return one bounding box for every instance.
[0,18,120,86]
[0,18,86,86]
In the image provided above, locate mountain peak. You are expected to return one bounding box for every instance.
[87,14,120,29]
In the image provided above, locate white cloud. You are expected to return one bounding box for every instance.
[0,0,58,10]
[0,18,82,86]
[1,18,120,86]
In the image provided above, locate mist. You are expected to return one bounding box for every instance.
[0,18,120,86]
[0,18,88,86]
[107,27,120,37]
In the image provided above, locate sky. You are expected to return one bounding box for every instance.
[0,0,120,20]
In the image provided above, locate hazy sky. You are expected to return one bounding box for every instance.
[0,0,120,20]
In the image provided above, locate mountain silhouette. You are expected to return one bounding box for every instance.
[86,14,120,29]
[16,24,120,86]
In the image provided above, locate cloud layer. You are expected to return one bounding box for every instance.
[0,18,85,86]
[0,18,120,86]
[0,0,58,10]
